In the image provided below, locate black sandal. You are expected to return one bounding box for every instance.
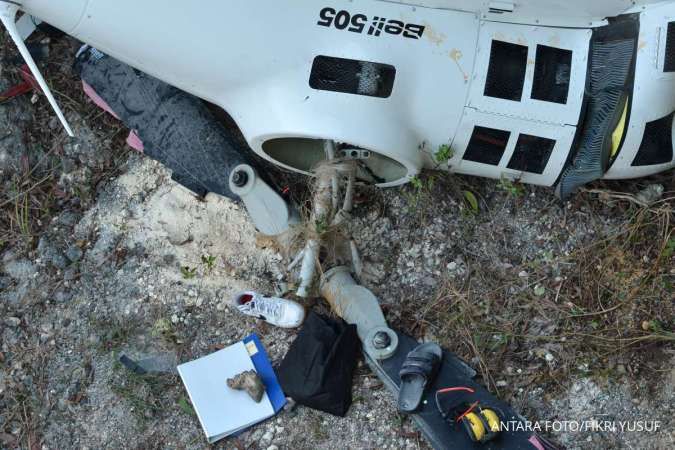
[398,342,443,413]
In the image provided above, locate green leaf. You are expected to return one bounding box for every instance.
[315,217,329,234]
[498,176,525,197]
[534,285,546,297]
[201,254,216,272]
[463,191,479,212]
[662,237,675,259]
[181,266,197,279]
[410,176,424,190]
[434,144,454,164]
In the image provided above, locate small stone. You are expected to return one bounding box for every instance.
[635,184,664,205]
[446,262,457,271]
[283,398,297,413]
[250,428,264,441]
[545,353,555,362]
[51,253,69,270]
[518,271,529,279]
[496,380,508,387]
[262,432,274,442]
[63,268,78,281]
[266,446,279,450]
[6,317,21,327]
[54,291,73,303]
[171,314,179,324]
[3,259,36,280]
[617,364,626,374]
[65,245,83,263]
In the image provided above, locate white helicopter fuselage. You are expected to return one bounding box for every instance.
[6,0,675,191]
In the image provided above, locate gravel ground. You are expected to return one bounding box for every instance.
[1,31,674,450]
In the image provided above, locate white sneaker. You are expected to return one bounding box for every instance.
[233,291,305,328]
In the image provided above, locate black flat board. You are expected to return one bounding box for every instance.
[365,332,541,450]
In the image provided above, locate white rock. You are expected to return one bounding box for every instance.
[262,432,274,442]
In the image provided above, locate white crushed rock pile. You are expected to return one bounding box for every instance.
[1,155,422,450]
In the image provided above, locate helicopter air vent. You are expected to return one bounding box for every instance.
[531,45,572,104]
[463,126,511,166]
[309,55,396,98]
[664,22,675,72]
[484,40,528,102]
[632,112,674,166]
[507,134,556,174]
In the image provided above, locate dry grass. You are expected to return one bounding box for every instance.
[403,179,674,397]
[0,30,130,254]
[0,29,131,448]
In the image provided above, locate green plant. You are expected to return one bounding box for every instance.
[315,217,329,235]
[177,396,196,416]
[661,236,675,259]
[201,254,216,273]
[403,175,438,214]
[643,319,663,333]
[93,319,135,353]
[488,333,508,351]
[434,144,454,165]
[498,176,525,197]
[181,266,197,279]
[409,175,424,190]
[14,193,31,241]
[151,318,172,337]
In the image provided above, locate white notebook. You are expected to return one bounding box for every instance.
[177,341,275,443]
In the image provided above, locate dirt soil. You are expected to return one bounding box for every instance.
[1,31,674,450]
